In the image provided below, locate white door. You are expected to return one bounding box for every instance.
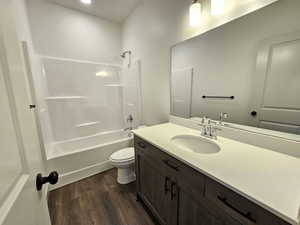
[250,31,300,134]
[0,1,52,225]
[171,68,193,119]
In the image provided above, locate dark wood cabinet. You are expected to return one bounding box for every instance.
[134,135,291,225]
[135,144,175,225]
[177,191,242,225]
[175,175,243,225]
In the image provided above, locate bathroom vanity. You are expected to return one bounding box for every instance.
[133,123,300,225]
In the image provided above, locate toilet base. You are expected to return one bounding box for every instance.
[117,166,136,184]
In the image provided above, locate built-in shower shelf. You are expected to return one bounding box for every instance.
[76,121,100,128]
[104,84,124,87]
[45,96,87,100]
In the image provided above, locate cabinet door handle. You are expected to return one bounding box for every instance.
[138,142,146,148]
[163,159,179,171]
[164,177,170,194]
[217,196,256,223]
[171,182,177,200]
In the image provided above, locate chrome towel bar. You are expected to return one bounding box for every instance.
[202,95,234,99]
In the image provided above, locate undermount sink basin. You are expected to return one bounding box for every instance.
[171,135,221,154]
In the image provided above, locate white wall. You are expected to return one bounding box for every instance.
[26,0,122,64]
[122,0,279,125]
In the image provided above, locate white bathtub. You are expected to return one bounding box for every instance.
[46,130,133,189]
[48,130,132,159]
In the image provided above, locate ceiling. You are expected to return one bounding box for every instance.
[47,0,141,23]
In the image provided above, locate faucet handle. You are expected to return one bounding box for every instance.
[219,112,228,125]
[211,125,222,139]
[223,113,228,119]
[207,119,211,125]
[220,112,228,119]
[127,114,133,123]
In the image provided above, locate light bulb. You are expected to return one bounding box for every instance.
[211,0,225,15]
[189,1,202,27]
[96,71,109,77]
[80,0,92,5]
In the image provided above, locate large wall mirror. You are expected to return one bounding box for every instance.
[171,0,300,139]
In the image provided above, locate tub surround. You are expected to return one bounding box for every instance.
[133,123,300,225]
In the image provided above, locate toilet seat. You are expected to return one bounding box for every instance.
[110,147,134,163]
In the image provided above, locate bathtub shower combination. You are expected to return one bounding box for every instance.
[34,56,142,188]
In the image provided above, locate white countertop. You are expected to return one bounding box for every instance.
[133,123,300,225]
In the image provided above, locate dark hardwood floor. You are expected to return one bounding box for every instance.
[48,169,158,225]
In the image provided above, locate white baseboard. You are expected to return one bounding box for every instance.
[49,160,114,191]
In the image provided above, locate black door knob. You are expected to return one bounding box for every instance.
[36,171,59,191]
[251,111,257,117]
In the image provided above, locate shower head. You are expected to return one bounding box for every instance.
[120,50,131,58]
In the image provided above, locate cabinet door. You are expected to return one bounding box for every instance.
[136,150,170,225]
[151,170,171,225]
[176,187,242,225]
[136,152,153,202]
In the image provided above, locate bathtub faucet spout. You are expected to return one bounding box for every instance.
[124,127,133,137]
[124,127,132,131]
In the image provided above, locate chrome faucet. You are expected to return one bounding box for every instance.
[124,127,133,137]
[124,114,134,137]
[199,117,221,140]
[124,114,133,131]
[219,112,228,125]
[124,127,132,131]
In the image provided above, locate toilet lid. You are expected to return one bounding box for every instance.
[110,147,135,162]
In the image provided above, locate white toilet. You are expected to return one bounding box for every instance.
[109,147,135,184]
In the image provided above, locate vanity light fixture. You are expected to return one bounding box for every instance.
[211,0,225,15]
[189,0,202,27]
[96,71,109,77]
[80,0,92,5]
